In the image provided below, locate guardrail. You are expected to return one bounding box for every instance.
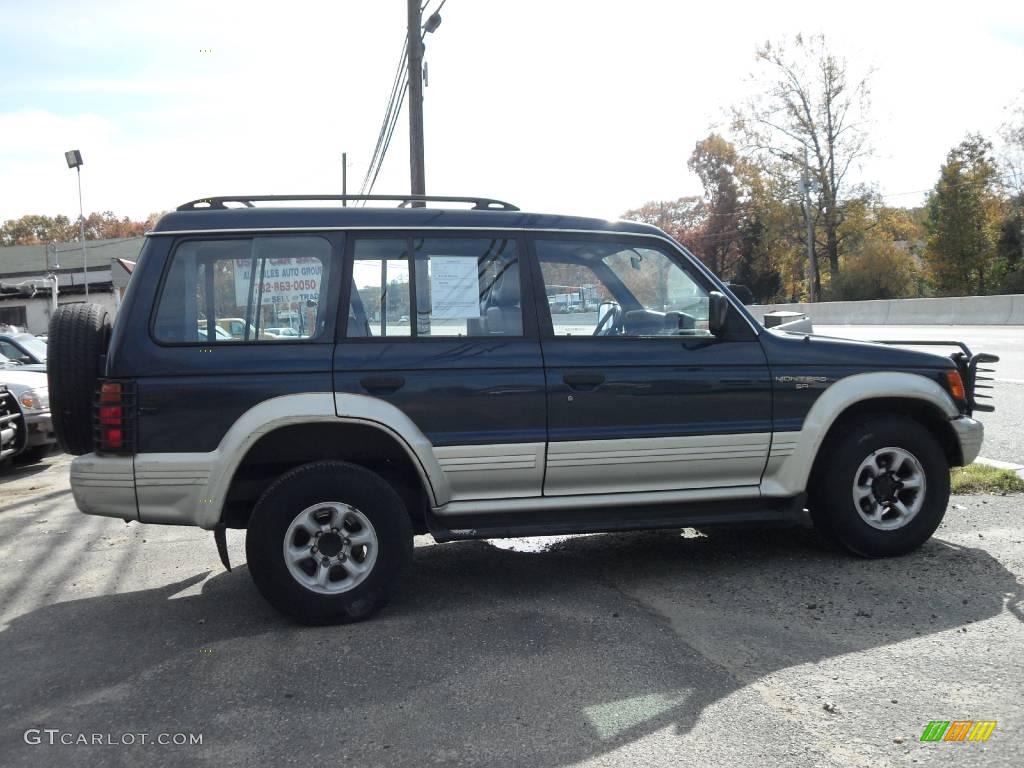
[749,294,1024,326]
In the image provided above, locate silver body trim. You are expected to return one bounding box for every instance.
[434,443,545,500]
[544,433,770,496]
[433,485,763,517]
[950,416,984,465]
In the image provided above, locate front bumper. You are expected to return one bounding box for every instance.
[22,411,56,449]
[951,416,984,465]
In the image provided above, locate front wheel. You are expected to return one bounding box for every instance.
[809,416,950,557]
[245,461,413,624]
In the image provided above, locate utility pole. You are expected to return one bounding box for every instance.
[800,148,819,303]
[342,152,348,206]
[406,0,426,200]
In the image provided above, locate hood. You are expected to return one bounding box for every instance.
[0,368,49,392]
[763,328,957,370]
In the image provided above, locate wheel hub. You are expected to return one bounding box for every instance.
[852,447,927,531]
[315,531,344,558]
[282,503,378,595]
[871,473,901,502]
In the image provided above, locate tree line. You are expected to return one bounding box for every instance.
[624,34,1024,302]
[0,211,163,247]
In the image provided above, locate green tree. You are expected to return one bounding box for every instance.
[688,134,744,276]
[925,135,1001,295]
[831,239,920,300]
[0,214,75,245]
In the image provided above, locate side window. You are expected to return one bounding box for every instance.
[153,236,332,343]
[348,236,521,338]
[535,239,711,338]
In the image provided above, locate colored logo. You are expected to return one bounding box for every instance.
[920,721,996,742]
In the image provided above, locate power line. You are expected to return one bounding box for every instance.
[366,71,409,198]
[360,36,410,199]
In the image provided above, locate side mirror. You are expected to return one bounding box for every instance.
[708,291,730,336]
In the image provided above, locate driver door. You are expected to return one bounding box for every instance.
[532,234,772,496]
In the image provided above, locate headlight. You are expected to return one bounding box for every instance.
[19,388,49,411]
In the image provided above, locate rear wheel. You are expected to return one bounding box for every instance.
[245,461,413,625]
[47,303,111,455]
[809,416,950,557]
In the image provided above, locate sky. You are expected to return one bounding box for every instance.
[1,0,1022,224]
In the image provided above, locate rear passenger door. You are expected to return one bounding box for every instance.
[142,234,340,453]
[334,232,547,502]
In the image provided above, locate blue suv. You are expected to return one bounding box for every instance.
[48,195,996,624]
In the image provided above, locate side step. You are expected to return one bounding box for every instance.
[428,496,805,543]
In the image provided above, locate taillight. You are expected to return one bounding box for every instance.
[94,380,135,454]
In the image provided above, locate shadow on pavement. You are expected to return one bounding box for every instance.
[0,526,1020,767]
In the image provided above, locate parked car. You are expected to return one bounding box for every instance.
[215,317,280,340]
[50,194,997,625]
[0,332,47,368]
[0,350,46,373]
[0,366,55,464]
[265,326,301,338]
[0,385,20,463]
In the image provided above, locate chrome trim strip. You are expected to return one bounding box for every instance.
[145,225,759,334]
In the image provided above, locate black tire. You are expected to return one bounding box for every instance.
[245,461,414,625]
[47,303,111,455]
[14,445,52,464]
[809,416,950,557]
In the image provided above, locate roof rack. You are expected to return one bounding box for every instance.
[176,194,520,212]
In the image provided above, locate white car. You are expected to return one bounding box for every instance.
[0,366,55,465]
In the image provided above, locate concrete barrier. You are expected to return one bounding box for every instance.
[750,294,1024,326]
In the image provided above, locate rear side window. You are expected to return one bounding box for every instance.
[153,236,332,343]
[347,236,521,338]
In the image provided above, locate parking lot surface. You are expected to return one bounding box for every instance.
[1,455,1021,767]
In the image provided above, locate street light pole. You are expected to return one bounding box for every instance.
[76,165,88,298]
[65,149,88,298]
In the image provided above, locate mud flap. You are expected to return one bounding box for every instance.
[214,525,231,572]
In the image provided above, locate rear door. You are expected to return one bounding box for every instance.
[139,233,341,453]
[333,232,546,502]
[530,234,772,496]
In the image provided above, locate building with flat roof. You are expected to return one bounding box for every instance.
[0,237,143,333]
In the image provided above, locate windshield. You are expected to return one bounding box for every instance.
[14,333,46,360]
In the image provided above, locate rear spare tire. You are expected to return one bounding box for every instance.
[47,303,111,455]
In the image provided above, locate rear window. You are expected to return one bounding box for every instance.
[153,236,332,343]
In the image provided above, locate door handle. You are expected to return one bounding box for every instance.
[563,372,605,391]
[360,376,405,395]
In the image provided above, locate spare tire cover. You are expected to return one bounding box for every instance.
[47,303,111,455]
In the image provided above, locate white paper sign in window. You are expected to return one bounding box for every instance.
[430,256,480,319]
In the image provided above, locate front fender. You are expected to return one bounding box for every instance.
[761,371,958,497]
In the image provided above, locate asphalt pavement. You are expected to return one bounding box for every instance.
[1,455,1021,767]
[815,325,1024,466]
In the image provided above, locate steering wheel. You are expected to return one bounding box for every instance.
[593,302,623,336]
